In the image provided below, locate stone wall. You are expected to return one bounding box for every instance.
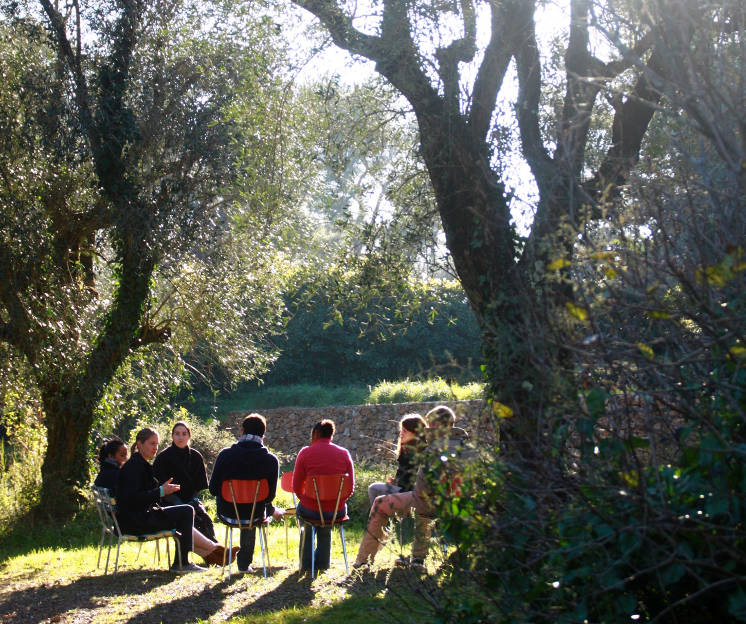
[225,399,491,465]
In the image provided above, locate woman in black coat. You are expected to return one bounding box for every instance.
[153,421,216,541]
[117,427,226,572]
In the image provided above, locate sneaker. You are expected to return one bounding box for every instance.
[410,558,426,572]
[172,562,206,573]
[236,565,254,574]
[394,555,410,567]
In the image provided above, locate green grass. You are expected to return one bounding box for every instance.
[0,482,440,624]
[180,378,485,422]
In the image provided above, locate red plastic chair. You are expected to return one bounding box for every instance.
[297,474,353,576]
[218,479,271,578]
[280,471,299,559]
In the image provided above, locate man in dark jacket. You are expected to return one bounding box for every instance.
[209,413,283,573]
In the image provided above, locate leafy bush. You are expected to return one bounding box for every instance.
[367,378,484,404]
[263,277,481,386]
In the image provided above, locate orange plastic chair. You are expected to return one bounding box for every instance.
[297,474,353,576]
[218,478,271,578]
[280,471,299,559]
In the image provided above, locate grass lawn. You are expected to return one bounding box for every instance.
[0,468,443,624]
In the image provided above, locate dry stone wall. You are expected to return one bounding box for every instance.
[225,399,490,465]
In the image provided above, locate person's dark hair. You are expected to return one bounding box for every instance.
[98,438,125,466]
[312,419,335,439]
[131,427,158,454]
[397,414,427,455]
[171,420,191,437]
[425,405,456,428]
[242,413,267,437]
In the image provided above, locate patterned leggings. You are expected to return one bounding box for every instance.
[354,491,433,565]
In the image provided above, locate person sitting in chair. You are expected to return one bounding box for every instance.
[367,414,427,505]
[209,413,284,574]
[292,419,355,573]
[154,420,216,541]
[353,405,470,570]
[94,437,128,493]
[117,427,228,573]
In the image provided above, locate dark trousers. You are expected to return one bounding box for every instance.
[163,494,216,541]
[237,527,258,569]
[297,503,346,570]
[121,504,194,566]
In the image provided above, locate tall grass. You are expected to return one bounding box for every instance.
[366,378,484,404]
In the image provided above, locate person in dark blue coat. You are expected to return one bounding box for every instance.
[209,413,284,574]
[94,438,128,493]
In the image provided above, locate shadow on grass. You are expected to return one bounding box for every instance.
[0,569,174,623]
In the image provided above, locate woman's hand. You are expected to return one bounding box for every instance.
[162,477,181,496]
[386,476,395,484]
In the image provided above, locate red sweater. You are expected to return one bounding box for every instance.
[292,438,355,512]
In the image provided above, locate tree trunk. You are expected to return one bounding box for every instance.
[38,384,97,517]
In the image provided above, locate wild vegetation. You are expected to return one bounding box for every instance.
[0,0,744,622]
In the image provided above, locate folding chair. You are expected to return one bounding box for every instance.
[217,479,271,579]
[91,486,181,575]
[297,474,352,577]
[280,471,300,559]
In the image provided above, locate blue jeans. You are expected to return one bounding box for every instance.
[297,503,346,570]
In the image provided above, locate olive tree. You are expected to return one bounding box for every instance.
[0,0,288,514]
[288,0,697,453]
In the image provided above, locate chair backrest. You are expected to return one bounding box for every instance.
[220,478,270,523]
[280,471,294,493]
[221,478,270,504]
[302,473,352,512]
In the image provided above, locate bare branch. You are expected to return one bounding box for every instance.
[469,0,522,141]
[514,0,552,190]
[585,48,664,201]
[435,0,477,115]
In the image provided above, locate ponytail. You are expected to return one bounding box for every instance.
[98,438,125,466]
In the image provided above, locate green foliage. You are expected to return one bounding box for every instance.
[126,407,235,472]
[264,275,481,386]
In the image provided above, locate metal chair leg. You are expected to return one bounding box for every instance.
[221,526,229,577]
[227,528,234,580]
[284,517,289,559]
[105,532,114,574]
[310,525,316,578]
[340,525,349,574]
[258,527,268,578]
[114,540,122,576]
[299,523,306,571]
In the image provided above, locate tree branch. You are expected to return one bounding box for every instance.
[585,47,664,203]
[514,0,553,192]
[292,0,381,59]
[435,0,477,116]
[469,0,521,141]
[38,0,99,156]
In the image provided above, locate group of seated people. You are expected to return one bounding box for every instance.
[94,404,469,574]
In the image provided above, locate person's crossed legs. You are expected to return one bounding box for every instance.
[354,491,419,566]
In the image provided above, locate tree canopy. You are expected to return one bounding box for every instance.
[0,0,291,512]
